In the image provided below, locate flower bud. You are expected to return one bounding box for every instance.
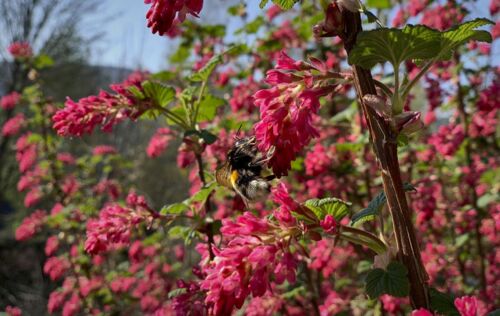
[393,111,424,135]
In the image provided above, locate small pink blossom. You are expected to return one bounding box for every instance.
[43,256,70,281]
[62,293,81,316]
[1,92,21,110]
[146,127,173,158]
[7,41,33,59]
[412,308,433,316]
[320,214,337,233]
[57,152,76,165]
[2,113,25,136]
[5,306,22,316]
[45,236,59,256]
[48,291,67,313]
[15,210,46,240]
[145,0,203,35]
[24,187,42,207]
[271,183,298,226]
[454,296,478,316]
[92,145,117,155]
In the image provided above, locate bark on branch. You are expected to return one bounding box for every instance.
[340,11,430,309]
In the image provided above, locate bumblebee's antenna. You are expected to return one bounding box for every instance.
[235,124,243,140]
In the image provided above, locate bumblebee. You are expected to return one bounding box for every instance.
[215,136,275,204]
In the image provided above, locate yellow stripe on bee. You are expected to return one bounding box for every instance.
[230,170,239,187]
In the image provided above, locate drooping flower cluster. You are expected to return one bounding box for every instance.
[7,41,33,59]
[146,127,174,158]
[1,91,21,110]
[52,71,150,136]
[15,210,46,241]
[145,0,203,35]
[201,210,298,315]
[254,51,340,176]
[1,113,25,136]
[84,192,155,254]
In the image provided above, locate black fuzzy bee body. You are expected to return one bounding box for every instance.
[216,136,274,204]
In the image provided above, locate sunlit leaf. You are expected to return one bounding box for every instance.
[365,261,410,298]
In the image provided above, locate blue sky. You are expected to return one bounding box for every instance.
[88,0,497,72]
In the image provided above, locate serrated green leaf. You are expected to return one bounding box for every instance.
[197,94,225,122]
[168,288,187,299]
[349,25,442,69]
[429,288,460,316]
[439,18,494,60]
[304,197,351,221]
[365,261,409,299]
[259,0,269,9]
[351,183,416,225]
[272,0,299,10]
[128,85,145,100]
[160,203,188,215]
[142,81,175,107]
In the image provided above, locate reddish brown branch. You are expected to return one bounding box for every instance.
[340,11,430,309]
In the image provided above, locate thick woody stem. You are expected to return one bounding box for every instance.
[341,11,430,309]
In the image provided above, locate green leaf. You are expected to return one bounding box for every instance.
[197,94,225,122]
[168,288,187,299]
[190,183,217,203]
[160,203,189,215]
[142,81,175,107]
[349,19,493,69]
[439,18,494,60]
[271,0,299,10]
[189,44,247,82]
[236,16,265,34]
[365,261,410,299]
[128,85,145,100]
[33,54,54,69]
[168,226,191,239]
[349,25,442,69]
[488,310,500,316]
[170,44,191,63]
[259,0,269,9]
[151,71,176,81]
[304,197,351,221]
[429,288,460,316]
[455,233,469,248]
[366,0,390,8]
[351,183,416,225]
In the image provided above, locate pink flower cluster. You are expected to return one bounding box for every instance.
[2,113,25,136]
[254,51,335,176]
[1,91,21,110]
[145,0,203,35]
[53,71,150,137]
[15,210,46,241]
[428,123,465,158]
[200,212,297,315]
[84,192,154,254]
[146,127,173,158]
[7,41,33,59]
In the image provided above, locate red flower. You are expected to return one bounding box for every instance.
[15,210,46,241]
[2,113,25,136]
[146,127,173,158]
[145,0,203,35]
[320,214,337,234]
[53,72,150,136]
[43,256,70,281]
[45,236,59,256]
[254,51,333,177]
[7,41,33,59]
[92,145,117,156]
[1,92,21,110]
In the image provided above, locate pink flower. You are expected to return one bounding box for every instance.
[53,72,150,136]
[271,183,298,226]
[24,187,42,207]
[62,294,81,316]
[45,236,59,256]
[57,152,76,165]
[7,41,33,59]
[428,124,465,158]
[43,256,70,281]
[1,91,21,110]
[320,214,337,233]
[17,144,37,173]
[412,308,433,316]
[254,51,333,176]
[48,291,67,313]
[266,5,281,20]
[146,127,173,158]
[305,143,331,176]
[319,290,348,316]
[92,145,117,155]
[5,306,22,316]
[17,169,41,192]
[61,175,80,196]
[229,77,259,113]
[2,113,25,136]
[85,202,153,254]
[110,277,137,293]
[454,296,478,316]
[145,0,203,35]
[15,210,46,240]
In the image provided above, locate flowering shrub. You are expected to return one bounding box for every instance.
[2,0,499,315]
